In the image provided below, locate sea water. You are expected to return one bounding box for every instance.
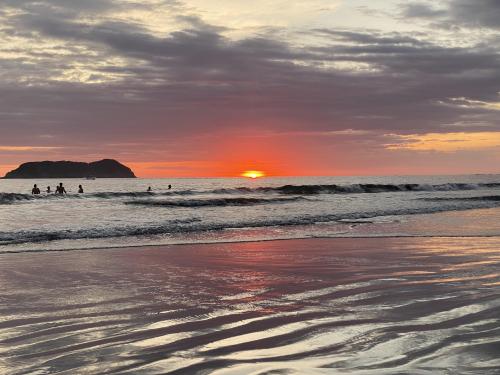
[2,175,500,252]
[1,177,500,374]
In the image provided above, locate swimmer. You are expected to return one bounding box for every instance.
[55,182,67,195]
[31,184,41,195]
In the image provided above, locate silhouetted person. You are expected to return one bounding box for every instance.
[32,184,40,195]
[78,185,84,193]
[168,184,172,190]
[46,186,51,193]
[147,186,152,192]
[55,182,67,195]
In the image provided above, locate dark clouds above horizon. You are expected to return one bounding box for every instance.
[1,0,500,176]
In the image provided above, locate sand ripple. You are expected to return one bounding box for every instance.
[0,237,499,374]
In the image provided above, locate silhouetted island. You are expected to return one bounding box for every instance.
[3,159,136,179]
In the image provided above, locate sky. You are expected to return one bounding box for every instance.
[1,0,500,177]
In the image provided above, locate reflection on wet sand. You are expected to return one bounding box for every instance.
[0,237,499,374]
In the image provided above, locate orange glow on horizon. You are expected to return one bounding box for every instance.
[241,170,265,179]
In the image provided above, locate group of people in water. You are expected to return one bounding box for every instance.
[31,183,172,195]
[32,183,83,195]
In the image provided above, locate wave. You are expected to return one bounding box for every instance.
[0,182,500,207]
[3,201,500,246]
[422,195,500,202]
[124,197,305,208]
[0,190,196,204]
[2,182,500,204]
[0,192,34,204]
[205,183,500,195]
[90,190,198,198]
[251,182,500,195]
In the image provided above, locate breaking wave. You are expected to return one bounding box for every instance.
[90,190,197,198]
[245,182,500,195]
[124,197,305,208]
[0,192,34,204]
[3,201,500,246]
[2,182,500,205]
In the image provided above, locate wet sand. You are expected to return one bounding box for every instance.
[1,237,499,374]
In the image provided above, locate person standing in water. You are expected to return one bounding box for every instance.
[168,184,172,190]
[31,184,40,195]
[78,185,84,193]
[55,182,67,195]
[46,186,51,193]
[147,186,152,192]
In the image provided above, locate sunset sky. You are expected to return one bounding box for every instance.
[1,0,500,177]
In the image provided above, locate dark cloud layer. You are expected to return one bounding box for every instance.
[451,0,500,29]
[401,3,447,19]
[402,0,500,29]
[0,0,499,174]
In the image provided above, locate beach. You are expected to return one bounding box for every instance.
[1,237,499,374]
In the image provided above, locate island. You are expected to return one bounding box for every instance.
[3,159,136,179]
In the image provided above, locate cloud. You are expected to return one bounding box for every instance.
[0,146,61,151]
[400,0,500,30]
[386,132,500,151]
[401,3,447,19]
[443,97,500,111]
[0,0,500,174]
[449,0,500,29]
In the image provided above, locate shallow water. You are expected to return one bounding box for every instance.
[3,175,500,252]
[0,237,499,374]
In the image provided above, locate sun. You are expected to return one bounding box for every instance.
[241,170,265,179]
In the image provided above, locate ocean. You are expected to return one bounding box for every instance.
[2,175,500,252]
[1,176,500,374]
